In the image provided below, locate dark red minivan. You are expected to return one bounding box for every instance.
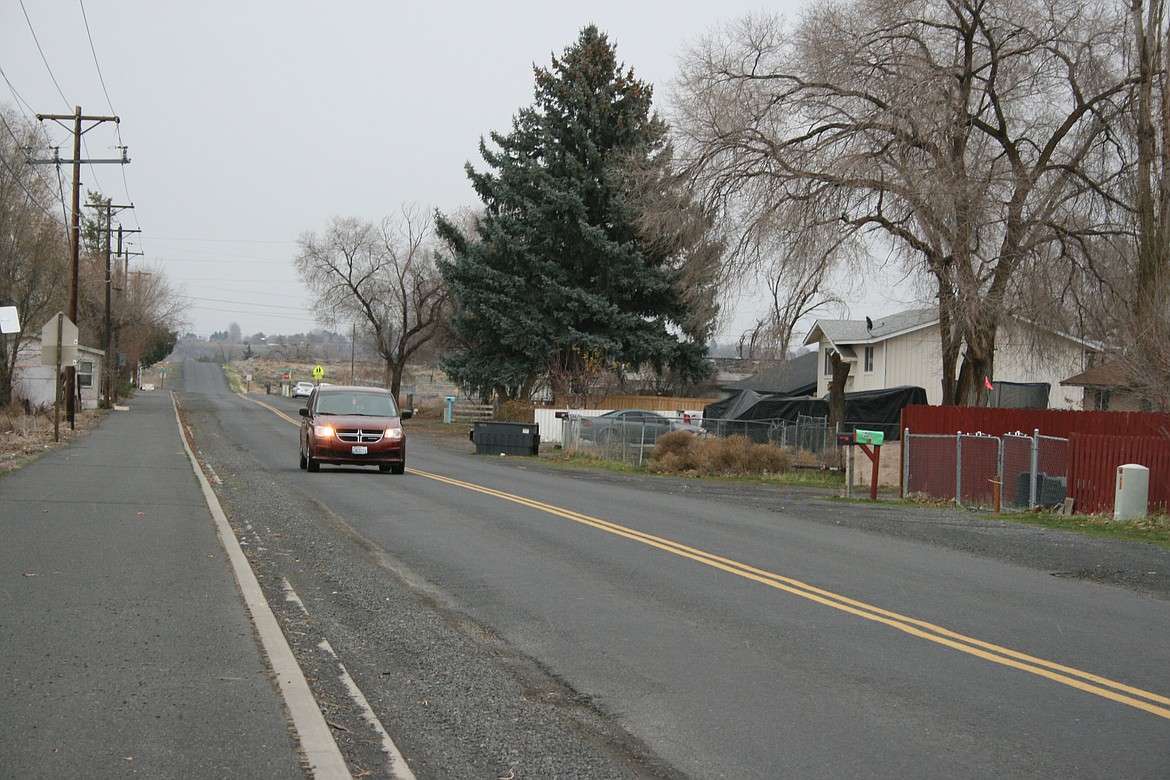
[299,385,410,473]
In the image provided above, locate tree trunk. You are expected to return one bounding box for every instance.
[386,360,402,405]
[954,317,997,407]
[936,282,963,406]
[827,350,851,432]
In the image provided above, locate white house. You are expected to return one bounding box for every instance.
[803,308,1096,409]
[13,334,106,410]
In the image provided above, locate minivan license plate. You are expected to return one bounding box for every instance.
[351,445,368,455]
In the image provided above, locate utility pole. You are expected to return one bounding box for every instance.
[87,201,136,409]
[30,107,126,426]
[114,225,143,400]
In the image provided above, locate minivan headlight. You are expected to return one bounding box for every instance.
[386,428,403,440]
[313,425,335,438]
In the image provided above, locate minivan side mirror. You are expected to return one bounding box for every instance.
[299,408,309,417]
[401,409,413,420]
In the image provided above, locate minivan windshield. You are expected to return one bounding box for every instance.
[314,392,399,417]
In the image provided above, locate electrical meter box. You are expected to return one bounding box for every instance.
[1114,463,1149,520]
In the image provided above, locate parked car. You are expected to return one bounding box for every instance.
[577,409,705,446]
[292,381,315,398]
[299,385,411,473]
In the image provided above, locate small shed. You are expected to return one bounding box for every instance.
[13,335,106,410]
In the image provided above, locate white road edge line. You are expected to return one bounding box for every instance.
[171,393,352,779]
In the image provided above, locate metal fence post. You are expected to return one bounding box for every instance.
[1030,428,1040,508]
[956,434,964,508]
[901,429,907,497]
[997,436,1005,512]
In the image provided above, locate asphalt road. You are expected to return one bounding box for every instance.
[178,360,1170,779]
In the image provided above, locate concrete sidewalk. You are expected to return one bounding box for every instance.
[0,391,314,778]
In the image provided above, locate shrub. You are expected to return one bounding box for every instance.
[650,432,791,477]
[791,448,820,468]
[653,430,698,462]
[497,399,534,422]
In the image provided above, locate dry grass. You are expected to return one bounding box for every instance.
[648,431,792,477]
[0,401,106,475]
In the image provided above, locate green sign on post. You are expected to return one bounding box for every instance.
[855,429,884,446]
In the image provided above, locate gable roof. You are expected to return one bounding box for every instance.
[1061,360,1130,389]
[803,307,1101,351]
[723,351,819,394]
[803,308,937,348]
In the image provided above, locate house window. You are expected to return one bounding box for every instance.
[863,346,874,373]
[824,350,834,376]
[77,360,94,388]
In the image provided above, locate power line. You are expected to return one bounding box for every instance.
[76,0,130,212]
[0,149,61,222]
[0,84,71,219]
[78,0,116,116]
[185,295,311,313]
[0,111,68,221]
[75,0,130,210]
[150,236,295,245]
[0,63,37,115]
[18,0,70,110]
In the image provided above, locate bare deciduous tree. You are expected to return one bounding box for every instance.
[672,0,1132,405]
[117,261,186,350]
[294,205,451,401]
[1121,0,1170,407]
[0,107,70,406]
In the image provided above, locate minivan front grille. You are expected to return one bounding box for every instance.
[336,429,384,444]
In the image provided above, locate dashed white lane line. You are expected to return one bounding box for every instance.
[318,638,418,780]
[279,578,417,780]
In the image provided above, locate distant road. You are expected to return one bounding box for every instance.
[179,360,1170,779]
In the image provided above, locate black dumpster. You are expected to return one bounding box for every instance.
[472,421,540,456]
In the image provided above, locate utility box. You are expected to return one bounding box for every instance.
[1014,472,1068,508]
[473,421,540,456]
[1114,464,1150,520]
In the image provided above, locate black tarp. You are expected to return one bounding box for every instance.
[703,386,927,440]
[988,381,1050,409]
[701,389,770,421]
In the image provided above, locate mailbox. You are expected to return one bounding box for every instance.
[854,429,884,446]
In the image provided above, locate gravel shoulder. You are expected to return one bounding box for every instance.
[181,399,683,780]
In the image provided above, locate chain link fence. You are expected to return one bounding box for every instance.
[561,414,854,466]
[904,429,1070,509]
[561,416,682,465]
[699,415,839,454]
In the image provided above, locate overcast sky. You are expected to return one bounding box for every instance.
[3,0,898,344]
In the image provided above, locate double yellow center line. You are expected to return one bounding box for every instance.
[411,467,1170,721]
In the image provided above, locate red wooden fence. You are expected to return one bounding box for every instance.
[902,406,1170,439]
[901,406,1170,514]
[1067,435,1170,514]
